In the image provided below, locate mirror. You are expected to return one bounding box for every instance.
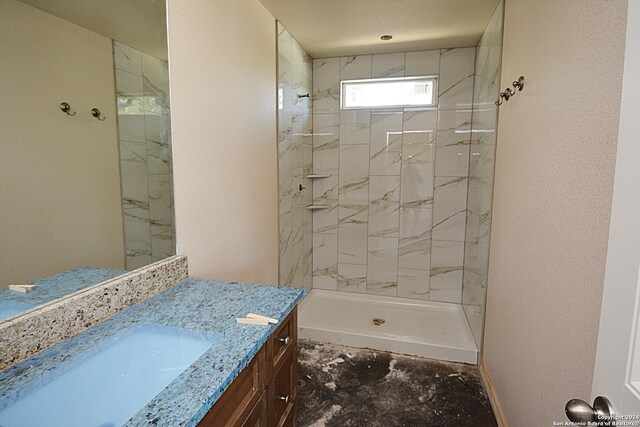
[0,0,174,322]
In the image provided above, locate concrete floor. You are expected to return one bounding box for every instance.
[296,340,498,427]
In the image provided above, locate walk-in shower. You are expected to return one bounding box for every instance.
[277,1,503,364]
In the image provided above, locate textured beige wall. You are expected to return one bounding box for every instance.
[167,0,279,284]
[0,0,124,289]
[483,0,627,425]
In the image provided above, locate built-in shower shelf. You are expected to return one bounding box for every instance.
[306,174,332,179]
[306,205,332,210]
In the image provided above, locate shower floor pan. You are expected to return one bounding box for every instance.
[298,289,478,364]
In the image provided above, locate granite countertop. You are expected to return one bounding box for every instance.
[0,278,305,427]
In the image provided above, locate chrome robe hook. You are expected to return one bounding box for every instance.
[91,108,106,121]
[60,102,76,116]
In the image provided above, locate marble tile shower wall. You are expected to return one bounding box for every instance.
[277,24,313,290]
[312,48,475,303]
[462,1,504,351]
[114,42,175,270]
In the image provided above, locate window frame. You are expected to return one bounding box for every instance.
[340,75,439,110]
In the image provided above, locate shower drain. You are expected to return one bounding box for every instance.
[372,318,385,326]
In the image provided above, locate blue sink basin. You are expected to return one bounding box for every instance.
[0,301,35,321]
[0,324,220,427]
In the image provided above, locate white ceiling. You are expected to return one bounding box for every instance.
[258,0,501,58]
[18,0,167,60]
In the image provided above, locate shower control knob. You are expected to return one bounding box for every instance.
[299,184,306,191]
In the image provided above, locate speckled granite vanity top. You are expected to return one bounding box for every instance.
[0,279,305,427]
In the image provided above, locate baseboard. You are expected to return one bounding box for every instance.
[480,360,508,427]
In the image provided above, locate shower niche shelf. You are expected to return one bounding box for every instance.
[305,205,332,210]
[305,174,331,179]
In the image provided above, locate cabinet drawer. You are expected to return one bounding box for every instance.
[268,308,297,374]
[268,345,297,427]
[198,347,267,427]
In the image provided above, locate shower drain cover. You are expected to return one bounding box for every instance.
[372,318,385,326]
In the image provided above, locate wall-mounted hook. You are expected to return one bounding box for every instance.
[512,76,525,92]
[60,102,76,116]
[495,76,525,106]
[90,108,106,121]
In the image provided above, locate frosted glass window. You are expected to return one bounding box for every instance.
[341,76,437,109]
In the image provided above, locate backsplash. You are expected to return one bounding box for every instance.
[0,256,187,369]
[311,48,476,303]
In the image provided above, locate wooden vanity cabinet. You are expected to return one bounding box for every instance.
[198,307,298,427]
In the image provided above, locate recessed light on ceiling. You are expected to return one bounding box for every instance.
[380,35,393,41]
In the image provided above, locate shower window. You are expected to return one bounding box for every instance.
[340,76,437,109]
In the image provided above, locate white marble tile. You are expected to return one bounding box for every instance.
[123,214,152,269]
[303,231,313,291]
[292,114,305,176]
[340,55,372,80]
[405,50,440,76]
[150,224,175,262]
[312,206,338,234]
[339,144,369,205]
[403,109,438,133]
[340,110,370,145]
[114,42,142,76]
[432,177,468,241]
[303,53,313,82]
[398,208,432,270]
[142,53,167,104]
[277,23,292,63]
[435,109,472,177]
[338,222,368,265]
[313,173,338,202]
[398,268,430,300]
[339,202,367,220]
[115,70,145,142]
[146,124,172,176]
[401,134,435,209]
[372,53,405,78]
[368,176,400,238]
[430,240,464,303]
[119,141,148,203]
[312,233,338,290]
[313,58,340,113]
[148,174,173,227]
[436,109,473,147]
[278,55,292,115]
[312,172,338,234]
[438,48,475,110]
[400,207,432,241]
[435,144,470,177]
[369,112,403,176]
[302,113,314,175]
[338,263,367,294]
[312,175,338,234]
[313,114,339,174]
[398,234,431,271]
[367,236,398,296]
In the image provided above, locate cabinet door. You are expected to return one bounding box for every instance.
[241,392,268,427]
[198,347,267,427]
[268,345,297,427]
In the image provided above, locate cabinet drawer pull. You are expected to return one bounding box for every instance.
[277,395,290,404]
[277,336,290,345]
